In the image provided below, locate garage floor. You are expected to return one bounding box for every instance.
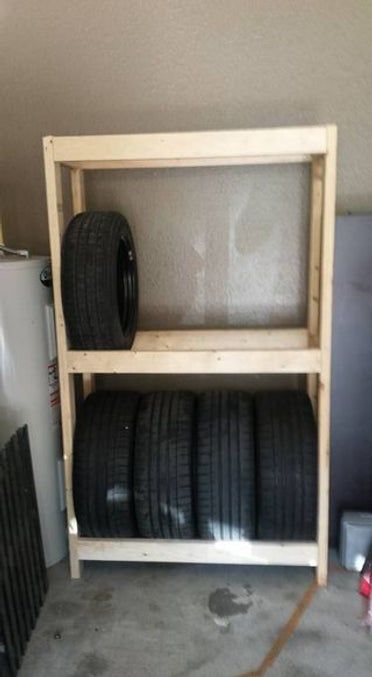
[19,558,371,677]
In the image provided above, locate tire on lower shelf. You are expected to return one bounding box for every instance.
[73,391,139,537]
[134,391,196,538]
[255,390,317,541]
[196,391,255,540]
[61,211,138,349]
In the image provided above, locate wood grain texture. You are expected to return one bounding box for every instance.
[78,538,318,566]
[316,126,337,586]
[50,127,327,166]
[66,348,322,375]
[43,139,81,579]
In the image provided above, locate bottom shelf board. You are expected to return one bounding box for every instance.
[77,538,318,567]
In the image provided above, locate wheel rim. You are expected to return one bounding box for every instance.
[117,236,137,337]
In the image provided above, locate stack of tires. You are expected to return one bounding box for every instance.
[72,389,317,541]
[62,212,317,542]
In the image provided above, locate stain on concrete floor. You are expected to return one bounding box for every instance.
[208,584,253,628]
[81,587,113,603]
[74,652,109,677]
[49,600,82,618]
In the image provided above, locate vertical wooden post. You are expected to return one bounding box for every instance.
[316,126,337,586]
[70,168,96,400]
[307,157,324,414]
[70,168,86,213]
[44,139,81,579]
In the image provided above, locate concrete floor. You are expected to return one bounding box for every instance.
[19,559,372,677]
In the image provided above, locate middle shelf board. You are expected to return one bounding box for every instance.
[67,348,321,374]
[66,328,321,375]
[77,538,318,567]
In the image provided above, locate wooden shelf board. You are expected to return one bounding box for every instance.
[77,538,318,567]
[60,154,313,170]
[47,126,328,167]
[131,328,310,351]
[67,347,321,375]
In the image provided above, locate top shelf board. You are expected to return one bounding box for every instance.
[45,126,332,170]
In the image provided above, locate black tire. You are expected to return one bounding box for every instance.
[255,390,317,540]
[196,391,255,540]
[0,654,11,677]
[61,211,138,349]
[73,391,138,537]
[134,392,196,539]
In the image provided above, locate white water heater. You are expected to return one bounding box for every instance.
[0,255,67,566]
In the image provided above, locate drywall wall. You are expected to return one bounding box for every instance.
[1,1,372,334]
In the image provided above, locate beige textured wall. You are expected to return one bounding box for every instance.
[1,1,372,339]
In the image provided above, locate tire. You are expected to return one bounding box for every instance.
[73,391,138,537]
[0,654,11,677]
[255,390,317,540]
[61,211,138,349]
[196,391,255,540]
[134,392,196,538]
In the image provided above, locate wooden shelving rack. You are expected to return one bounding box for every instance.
[43,125,337,585]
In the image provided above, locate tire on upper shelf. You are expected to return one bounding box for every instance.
[196,391,255,540]
[134,391,196,539]
[61,211,138,349]
[255,390,317,541]
[73,391,139,538]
